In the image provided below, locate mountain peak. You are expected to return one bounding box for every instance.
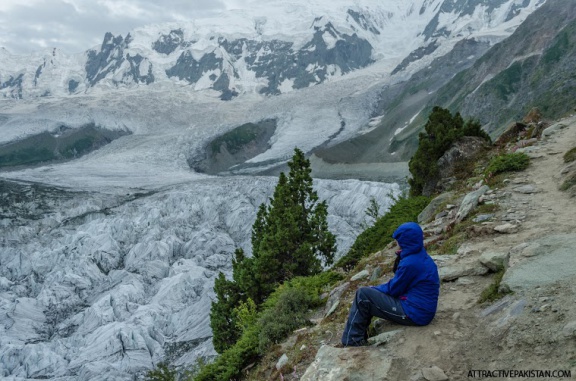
[0,0,542,100]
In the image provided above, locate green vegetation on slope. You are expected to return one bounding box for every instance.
[408,106,490,197]
[209,148,336,354]
[485,152,530,178]
[564,147,576,163]
[209,120,276,155]
[0,123,128,168]
[191,273,341,381]
[335,196,430,271]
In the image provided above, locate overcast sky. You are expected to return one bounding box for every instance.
[0,0,250,55]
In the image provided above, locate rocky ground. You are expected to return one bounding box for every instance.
[256,115,576,381]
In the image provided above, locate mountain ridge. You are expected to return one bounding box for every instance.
[0,0,542,100]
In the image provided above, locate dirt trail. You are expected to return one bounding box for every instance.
[297,116,576,381]
[385,117,576,380]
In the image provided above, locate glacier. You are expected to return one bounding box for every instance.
[0,176,400,380]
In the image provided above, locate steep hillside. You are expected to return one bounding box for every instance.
[248,113,576,381]
[431,0,576,136]
[318,0,576,164]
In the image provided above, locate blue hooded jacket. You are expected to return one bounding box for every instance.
[373,222,440,325]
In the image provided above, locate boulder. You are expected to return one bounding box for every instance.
[324,282,350,318]
[542,122,567,137]
[494,223,518,234]
[370,267,383,282]
[422,366,449,381]
[276,353,289,370]
[351,270,370,281]
[562,321,576,338]
[456,185,490,222]
[300,345,393,381]
[423,137,488,195]
[418,192,454,224]
[501,234,576,291]
[513,185,538,194]
[473,214,494,223]
[438,137,489,180]
[367,329,402,346]
[439,261,489,281]
[479,251,510,271]
[494,122,527,146]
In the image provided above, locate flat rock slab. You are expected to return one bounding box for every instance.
[439,260,489,281]
[513,184,539,194]
[300,345,392,381]
[502,234,576,291]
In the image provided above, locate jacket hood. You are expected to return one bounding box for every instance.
[392,222,424,257]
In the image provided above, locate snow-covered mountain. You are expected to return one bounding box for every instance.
[0,0,548,379]
[1,0,543,100]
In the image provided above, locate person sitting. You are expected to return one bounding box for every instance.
[341,222,440,346]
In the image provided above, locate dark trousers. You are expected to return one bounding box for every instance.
[341,286,417,346]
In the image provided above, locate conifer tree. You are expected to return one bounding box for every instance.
[210,272,242,354]
[209,148,337,353]
[409,106,490,196]
[248,148,336,299]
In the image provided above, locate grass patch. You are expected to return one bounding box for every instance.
[485,152,530,178]
[560,173,576,191]
[436,233,468,255]
[335,196,430,271]
[564,147,576,163]
[478,269,510,304]
[474,202,499,215]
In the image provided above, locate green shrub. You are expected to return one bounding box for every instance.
[484,153,530,177]
[408,106,490,196]
[257,272,341,352]
[257,288,314,352]
[560,173,576,191]
[335,196,430,271]
[564,147,576,163]
[146,363,177,381]
[478,270,510,304]
[193,272,341,381]
[193,325,260,381]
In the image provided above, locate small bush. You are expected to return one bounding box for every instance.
[193,326,260,381]
[485,153,530,178]
[335,196,430,271]
[193,272,341,381]
[564,147,576,163]
[258,288,314,352]
[560,173,576,191]
[478,270,510,304]
[146,363,177,381]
